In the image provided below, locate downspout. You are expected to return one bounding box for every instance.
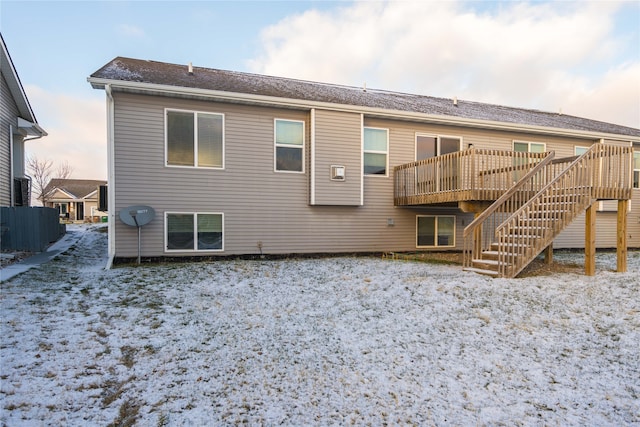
[11,124,46,206]
[105,84,116,269]
[9,126,14,206]
[310,108,315,205]
[360,113,364,206]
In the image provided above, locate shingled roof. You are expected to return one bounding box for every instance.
[89,57,640,139]
[44,179,107,200]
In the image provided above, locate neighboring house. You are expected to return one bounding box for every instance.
[1,33,47,206]
[43,178,108,222]
[1,34,63,253]
[88,57,640,276]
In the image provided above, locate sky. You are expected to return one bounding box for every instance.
[2,0,639,181]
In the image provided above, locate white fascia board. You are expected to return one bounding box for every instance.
[83,189,98,199]
[47,187,77,200]
[87,77,640,143]
[17,117,48,138]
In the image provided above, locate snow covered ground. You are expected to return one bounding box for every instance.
[1,224,638,426]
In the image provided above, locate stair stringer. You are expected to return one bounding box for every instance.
[493,149,600,278]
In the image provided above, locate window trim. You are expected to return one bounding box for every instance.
[575,146,589,156]
[415,133,462,161]
[165,108,225,170]
[164,211,224,253]
[633,151,640,190]
[513,140,546,153]
[274,118,305,174]
[363,126,389,177]
[416,215,456,248]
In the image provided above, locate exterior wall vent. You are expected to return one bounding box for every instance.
[330,165,346,181]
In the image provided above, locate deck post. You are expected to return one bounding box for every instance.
[544,243,553,265]
[474,212,482,256]
[617,199,628,273]
[585,202,597,276]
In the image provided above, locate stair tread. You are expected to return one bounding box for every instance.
[463,267,500,277]
[482,250,500,256]
[472,258,501,266]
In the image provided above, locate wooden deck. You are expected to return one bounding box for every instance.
[394,145,634,278]
[394,147,633,207]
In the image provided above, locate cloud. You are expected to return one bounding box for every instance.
[117,24,146,38]
[24,85,107,181]
[249,0,639,128]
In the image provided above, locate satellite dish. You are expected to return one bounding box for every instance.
[119,205,155,227]
[119,205,155,265]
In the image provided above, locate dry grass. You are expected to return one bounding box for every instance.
[386,250,586,277]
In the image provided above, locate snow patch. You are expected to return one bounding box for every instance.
[1,226,638,425]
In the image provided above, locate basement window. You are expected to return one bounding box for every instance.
[417,215,455,248]
[166,212,223,252]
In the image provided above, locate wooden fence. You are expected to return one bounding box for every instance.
[0,207,65,252]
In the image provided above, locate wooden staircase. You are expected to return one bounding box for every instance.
[463,144,633,278]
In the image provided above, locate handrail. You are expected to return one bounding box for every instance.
[394,148,548,205]
[498,144,633,232]
[491,146,597,277]
[463,151,555,238]
[496,151,591,234]
[490,144,632,277]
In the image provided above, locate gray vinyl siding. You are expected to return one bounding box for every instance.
[111,91,639,258]
[631,187,640,248]
[312,109,362,206]
[0,72,20,206]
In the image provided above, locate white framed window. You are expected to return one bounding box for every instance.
[633,151,640,189]
[415,134,461,161]
[165,109,224,168]
[416,215,455,248]
[514,141,545,153]
[165,212,224,252]
[274,119,304,173]
[363,127,389,176]
[513,141,546,181]
[575,146,589,156]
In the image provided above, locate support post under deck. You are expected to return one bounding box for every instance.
[544,243,553,265]
[617,199,628,273]
[585,202,597,276]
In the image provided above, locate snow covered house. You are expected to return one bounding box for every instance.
[88,57,640,277]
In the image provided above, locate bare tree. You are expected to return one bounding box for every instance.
[26,156,74,206]
[56,160,73,181]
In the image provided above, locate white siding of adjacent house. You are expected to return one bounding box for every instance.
[110,91,639,258]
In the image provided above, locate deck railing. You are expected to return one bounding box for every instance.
[463,144,633,277]
[394,148,548,205]
[462,151,556,274]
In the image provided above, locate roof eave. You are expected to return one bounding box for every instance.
[18,117,48,138]
[87,77,640,143]
[1,35,43,128]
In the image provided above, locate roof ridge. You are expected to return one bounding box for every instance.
[91,57,640,137]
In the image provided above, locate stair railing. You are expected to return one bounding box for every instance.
[462,151,556,272]
[495,144,633,277]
